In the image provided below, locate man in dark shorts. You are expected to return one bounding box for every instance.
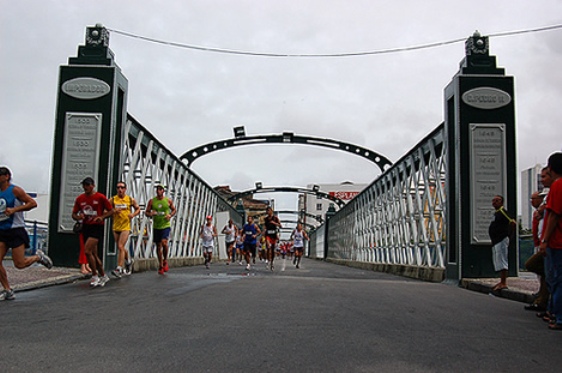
[145,184,176,275]
[264,207,282,271]
[0,166,53,301]
[242,215,261,271]
[72,177,114,288]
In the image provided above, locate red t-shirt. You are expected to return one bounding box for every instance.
[73,192,112,225]
[546,178,562,249]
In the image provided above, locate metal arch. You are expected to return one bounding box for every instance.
[227,186,346,208]
[278,220,316,230]
[253,210,324,224]
[180,132,393,172]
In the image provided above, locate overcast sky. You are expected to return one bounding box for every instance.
[1,0,561,213]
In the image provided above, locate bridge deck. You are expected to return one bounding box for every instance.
[2,259,560,372]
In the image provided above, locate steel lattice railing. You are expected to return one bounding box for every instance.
[118,115,242,260]
[321,124,447,268]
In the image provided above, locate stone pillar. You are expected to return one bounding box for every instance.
[444,32,517,280]
[48,24,129,268]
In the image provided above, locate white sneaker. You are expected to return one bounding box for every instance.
[99,275,110,287]
[246,264,251,271]
[90,276,100,287]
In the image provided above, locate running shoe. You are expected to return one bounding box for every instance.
[90,276,100,287]
[0,289,15,301]
[163,260,169,272]
[246,264,251,271]
[111,268,122,278]
[99,275,110,287]
[158,267,165,275]
[125,258,134,273]
[36,250,53,269]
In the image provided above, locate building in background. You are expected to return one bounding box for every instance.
[520,163,545,230]
[214,186,272,225]
[299,181,367,228]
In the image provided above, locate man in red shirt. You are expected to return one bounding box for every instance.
[72,177,114,288]
[524,191,547,311]
[539,152,562,330]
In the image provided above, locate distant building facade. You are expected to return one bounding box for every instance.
[299,182,367,228]
[520,163,545,230]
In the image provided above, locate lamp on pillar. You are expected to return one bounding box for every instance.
[69,23,115,65]
[459,30,504,74]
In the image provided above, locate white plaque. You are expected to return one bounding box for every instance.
[58,112,102,233]
[462,87,511,110]
[470,123,506,244]
[62,77,111,100]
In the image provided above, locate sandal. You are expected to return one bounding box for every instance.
[548,323,562,331]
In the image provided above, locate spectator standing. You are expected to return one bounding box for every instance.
[488,195,516,292]
[539,152,562,330]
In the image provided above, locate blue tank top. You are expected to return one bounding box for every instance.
[243,223,257,244]
[0,184,26,230]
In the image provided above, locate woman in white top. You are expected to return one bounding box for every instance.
[222,219,238,264]
[291,222,309,269]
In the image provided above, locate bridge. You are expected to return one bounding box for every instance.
[47,25,517,283]
[4,23,549,372]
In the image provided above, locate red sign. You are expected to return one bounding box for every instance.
[329,191,360,200]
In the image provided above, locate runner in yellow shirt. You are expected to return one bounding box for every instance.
[110,181,140,278]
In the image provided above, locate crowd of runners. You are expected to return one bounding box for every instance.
[206,207,310,272]
[0,167,310,299]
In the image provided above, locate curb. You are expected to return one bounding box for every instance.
[460,279,535,304]
[12,273,88,293]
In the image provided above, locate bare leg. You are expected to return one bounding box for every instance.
[0,243,11,290]
[84,237,100,277]
[10,245,40,269]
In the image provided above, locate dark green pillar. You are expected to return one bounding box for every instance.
[48,24,128,269]
[444,32,517,280]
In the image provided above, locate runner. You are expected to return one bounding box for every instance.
[201,215,218,269]
[291,222,309,269]
[259,235,267,263]
[222,218,237,265]
[110,181,140,278]
[145,184,176,275]
[241,215,261,271]
[0,166,53,301]
[72,177,113,287]
[264,207,282,271]
[235,230,244,265]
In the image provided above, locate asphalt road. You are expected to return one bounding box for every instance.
[1,258,560,373]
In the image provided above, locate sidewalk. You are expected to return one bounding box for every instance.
[460,271,539,304]
[4,262,87,292]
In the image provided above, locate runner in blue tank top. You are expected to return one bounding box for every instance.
[0,167,53,301]
[242,215,261,271]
